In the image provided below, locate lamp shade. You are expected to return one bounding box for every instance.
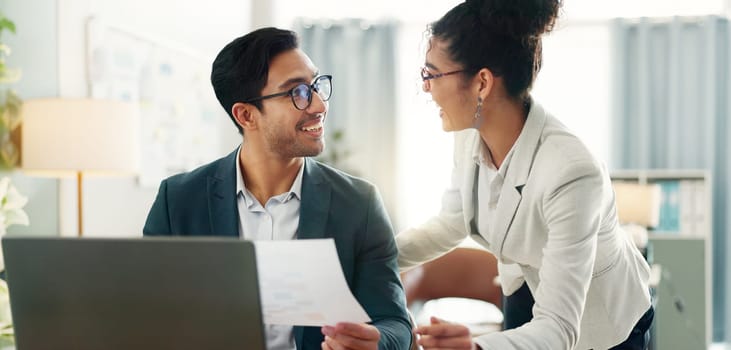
[612,182,662,228]
[21,98,140,175]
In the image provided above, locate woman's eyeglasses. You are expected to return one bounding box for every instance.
[420,67,463,81]
[420,67,463,90]
[245,75,333,110]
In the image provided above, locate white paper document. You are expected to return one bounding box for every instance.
[253,239,371,326]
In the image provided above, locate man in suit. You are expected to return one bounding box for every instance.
[143,27,411,350]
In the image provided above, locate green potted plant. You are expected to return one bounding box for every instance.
[0,175,29,346]
[0,12,21,170]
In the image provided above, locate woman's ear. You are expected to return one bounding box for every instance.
[476,68,494,100]
[232,102,257,131]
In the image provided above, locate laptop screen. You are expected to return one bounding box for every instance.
[2,236,265,350]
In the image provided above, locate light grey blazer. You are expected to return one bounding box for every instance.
[397,100,651,350]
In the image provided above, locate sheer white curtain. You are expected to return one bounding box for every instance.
[611,16,731,342]
[295,19,400,226]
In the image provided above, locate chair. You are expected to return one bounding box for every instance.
[401,247,504,337]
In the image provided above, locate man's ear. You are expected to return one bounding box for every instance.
[476,68,494,100]
[232,102,258,131]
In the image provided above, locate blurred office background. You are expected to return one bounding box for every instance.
[1,0,730,348]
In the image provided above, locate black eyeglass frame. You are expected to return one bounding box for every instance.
[244,74,333,110]
[420,67,464,81]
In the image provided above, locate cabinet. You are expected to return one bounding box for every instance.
[612,170,711,350]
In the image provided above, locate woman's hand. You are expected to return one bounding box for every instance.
[414,317,480,350]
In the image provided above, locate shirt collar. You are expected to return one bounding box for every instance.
[235,145,305,208]
[472,140,517,178]
[472,141,491,167]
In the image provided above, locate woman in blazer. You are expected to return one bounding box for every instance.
[396,1,653,349]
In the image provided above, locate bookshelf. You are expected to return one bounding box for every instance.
[611,170,712,350]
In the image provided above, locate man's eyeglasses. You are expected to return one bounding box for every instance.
[244,75,333,110]
[420,67,463,81]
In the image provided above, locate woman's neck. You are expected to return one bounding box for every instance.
[477,97,528,169]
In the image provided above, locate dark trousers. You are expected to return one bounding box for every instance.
[502,283,654,350]
[502,282,534,330]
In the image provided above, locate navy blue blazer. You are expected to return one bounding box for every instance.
[143,149,411,349]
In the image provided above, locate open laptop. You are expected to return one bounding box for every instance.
[2,236,266,350]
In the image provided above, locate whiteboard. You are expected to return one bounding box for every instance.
[86,17,224,187]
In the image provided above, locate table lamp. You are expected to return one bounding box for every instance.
[612,182,662,228]
[21,98,140,236]
[612,181,662,251]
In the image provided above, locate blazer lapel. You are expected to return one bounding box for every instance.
[294,327,305,349]
[493,100,547,258]
[296,157,331,240]
[492,182,523,258]
[465,164,480,236]
[461,130,481,236]
[207,149,240,237]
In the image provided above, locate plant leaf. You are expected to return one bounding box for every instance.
[0,18,16,34]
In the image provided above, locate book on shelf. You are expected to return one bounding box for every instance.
[653,179,706,237]
[612,178,707,238]
[655,180,680,233]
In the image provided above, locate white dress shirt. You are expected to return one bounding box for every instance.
[474,141,514,243]
[235,146,302,350]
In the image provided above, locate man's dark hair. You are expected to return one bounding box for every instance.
[211,27,299,134]
[430,0,561,101]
